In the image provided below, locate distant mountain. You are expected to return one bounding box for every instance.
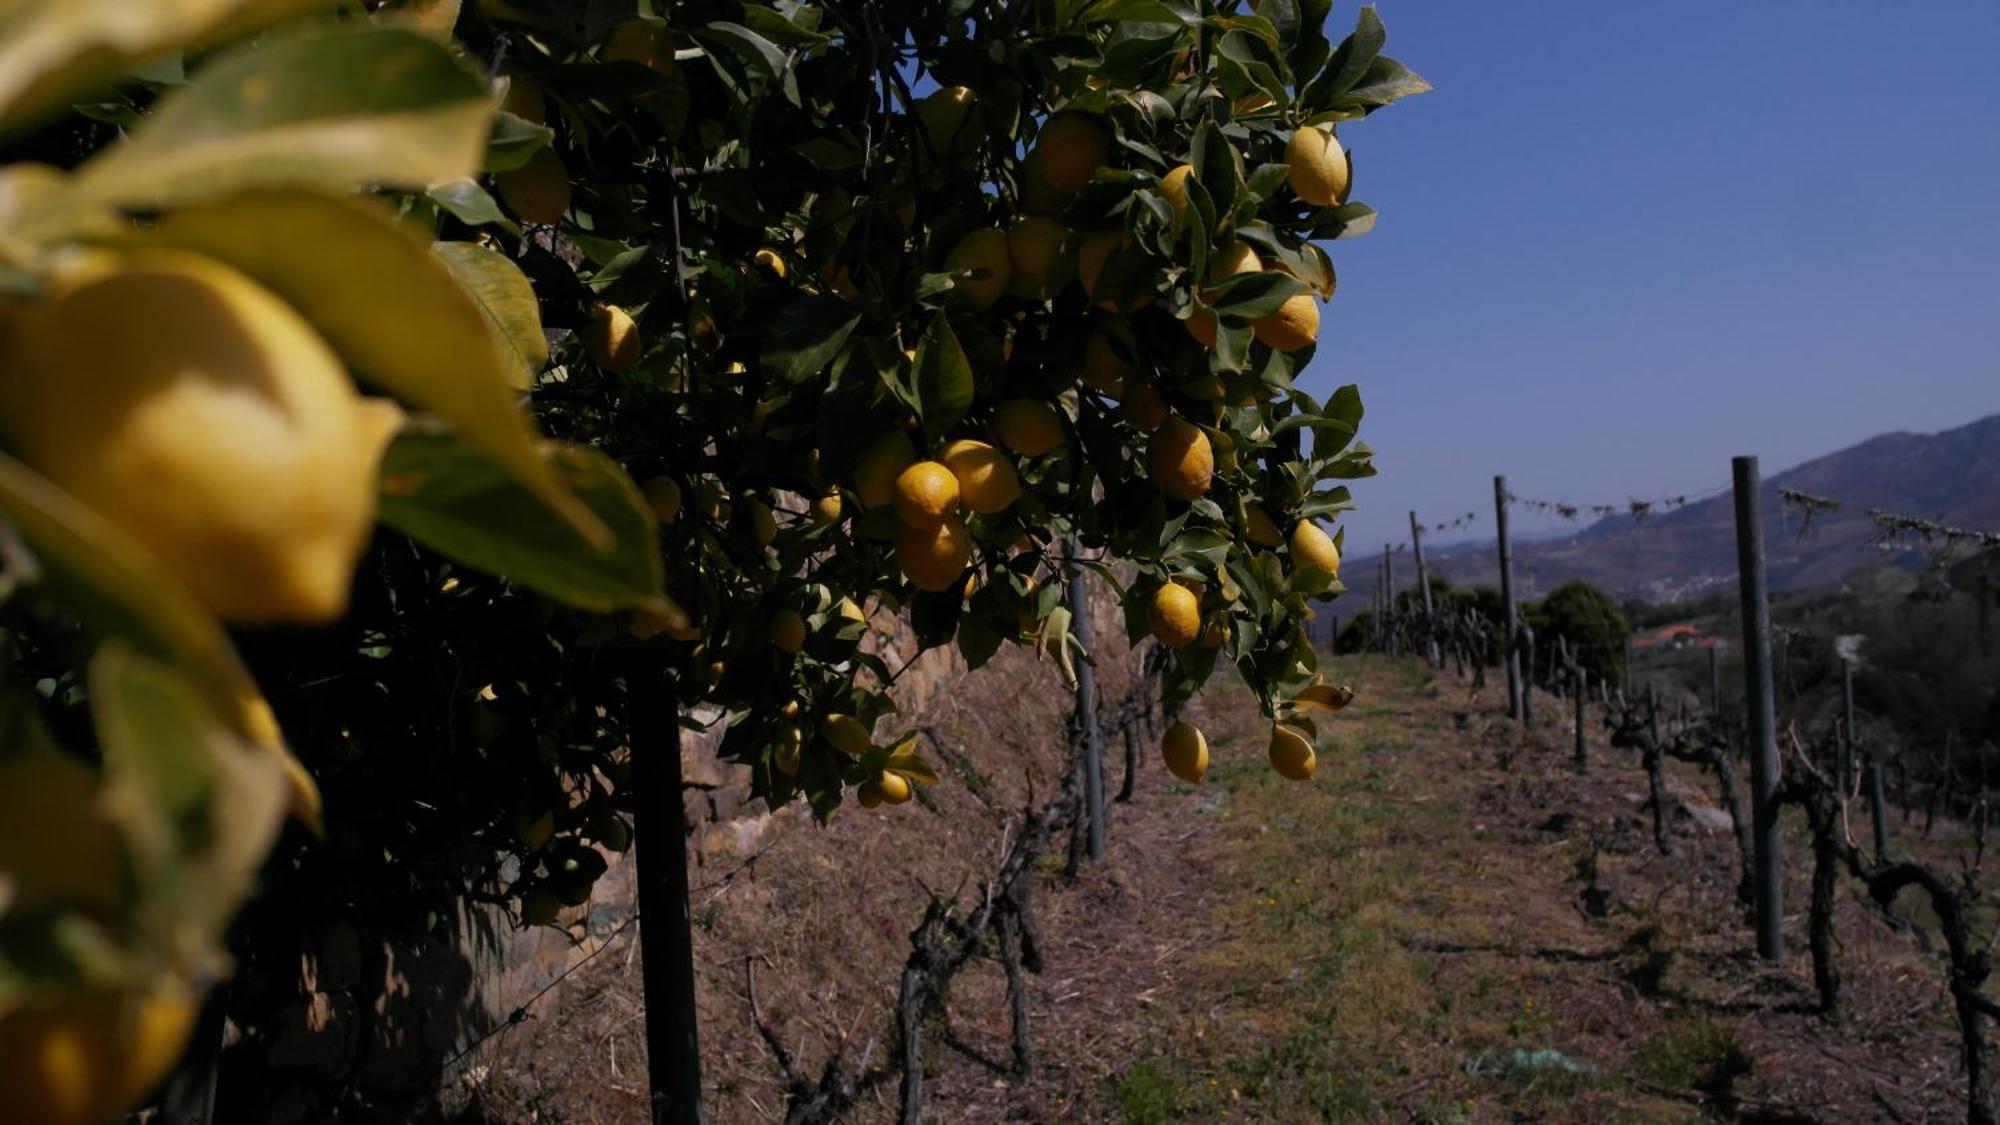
[1345,413,2000,608]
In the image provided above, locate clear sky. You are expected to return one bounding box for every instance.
[1314,1,2000,552]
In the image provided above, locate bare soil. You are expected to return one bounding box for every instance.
[459,654,1989,1123]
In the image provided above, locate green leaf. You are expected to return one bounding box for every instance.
[0,692,123,913]
[0,453,320,827]
[426,177,516,230]
[0,0,321,135]
[1309,4,1385,106]
[915,312,974,444]
[693,22,789,81]
[762,293,862,384]
[434,240,549,385]
[116,189,605,547]
[90,642,289,959]
[482,110,554,172]
[1336,55,1431,112]
[39,25,492,236]
[1189,119,1237,222]
[1207,270,1308,319]
[377,426,666,614]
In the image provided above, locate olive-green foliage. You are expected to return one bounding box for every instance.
[1526,580,1628,685]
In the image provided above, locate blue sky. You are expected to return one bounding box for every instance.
[1314,1,2000,552]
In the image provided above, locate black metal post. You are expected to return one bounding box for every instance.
[1867,761,1891,861]
[1841,659,1857,794]
[629,651,703,1124]
[1066,545,1106,862]
[1410,511,1439,667]
[1495,476,1519,719]
[1733,456,1784,961]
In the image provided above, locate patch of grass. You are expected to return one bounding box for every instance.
[1110,1062,1179,1125]
[1632,1016,1752,1093]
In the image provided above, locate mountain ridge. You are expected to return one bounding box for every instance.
[1345,413,2000,608]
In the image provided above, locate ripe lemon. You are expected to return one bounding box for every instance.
[1075,230,1149,312]
[1146,416,1213,502]
[0,251,392,624]
[917,84,980,157]
[1197,615,1227,649]
[496,146,570,225]
[993,398,1066,456]
[893,460,960,528]
[823,713,871,755]
[774,725,803,775]
[753,247,787,278]
[810,491,843,526]
[855,430,916,508]
[1286,124,1350,207]
[1161,721,1209,782]
[1184,306,1217,348]
[1205,239,1263,295]
[1148,582,1201,650]
[501,73,546,124]
[896,514,971,591]
[940,439,1021,514]
[1244,504,1283,548]
[1289,519,1341,593]
[584,303,641,370]
[1123,382,1169,432]
[1159,163,1194,228]
[1019,148,1074,215]
[745,496,778,546]
[642,476,682,523]
[1081,331,1128,398]
[835,595,867,622]
[1293,681,1354,713]
[857,773,913,808]
[771,609,807,654]
[1253,292,1319,351]
[0,984,199,1125]
[1006,216,1068,298]
[1032,113,1110,192]
[945,228,1011,311]
[1268,723,1317,780]
[602,18,672,72]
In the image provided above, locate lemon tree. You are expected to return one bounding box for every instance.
[0,0,1424,1116]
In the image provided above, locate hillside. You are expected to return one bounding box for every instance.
[1349,413,2000,607]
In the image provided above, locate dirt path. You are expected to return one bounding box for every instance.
[923,657,1979,1123]
[474,654,1983,1122]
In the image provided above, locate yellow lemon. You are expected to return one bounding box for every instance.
[1253,292,1319,351]
[495,146,570,225]
[1184,306,1217,348]
[893,460,960,528]
[1159,163,1194,228]
[1244,503,1283,548]
[1205,239,1263,295]
[896,514,971,591]
[940,439,1021,514]
[1019,148,1074,215]
[1032,112,1111,192]
[810,491,843,526]
[858,772,913,808]
[1289,520,1341,593]
[1146,416,1213,502]
[1147,582,1201,650]
[993,398,1066,456]
[917,84,980,157]
[584,303,641,371]
[1268,723,1316,780]
[823,713,872,755]
[774,725,803,775]
[1075,229,1149,312]
[855,430,916,508]
[944,227,1011,310]
[1161,721,1209,783]
[1286,124,1350,207]
[500,73,546,124]
[753,246,787,278]
[642,476,682,523]
[0,251,393,624]
[771,609,807,654]
[0,985,199,1125]
[745,496,778,546]
[602,18,672,72]
[1081,331,1128,398]
[1293,681,1354,713]
[1006,216,1068,298]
